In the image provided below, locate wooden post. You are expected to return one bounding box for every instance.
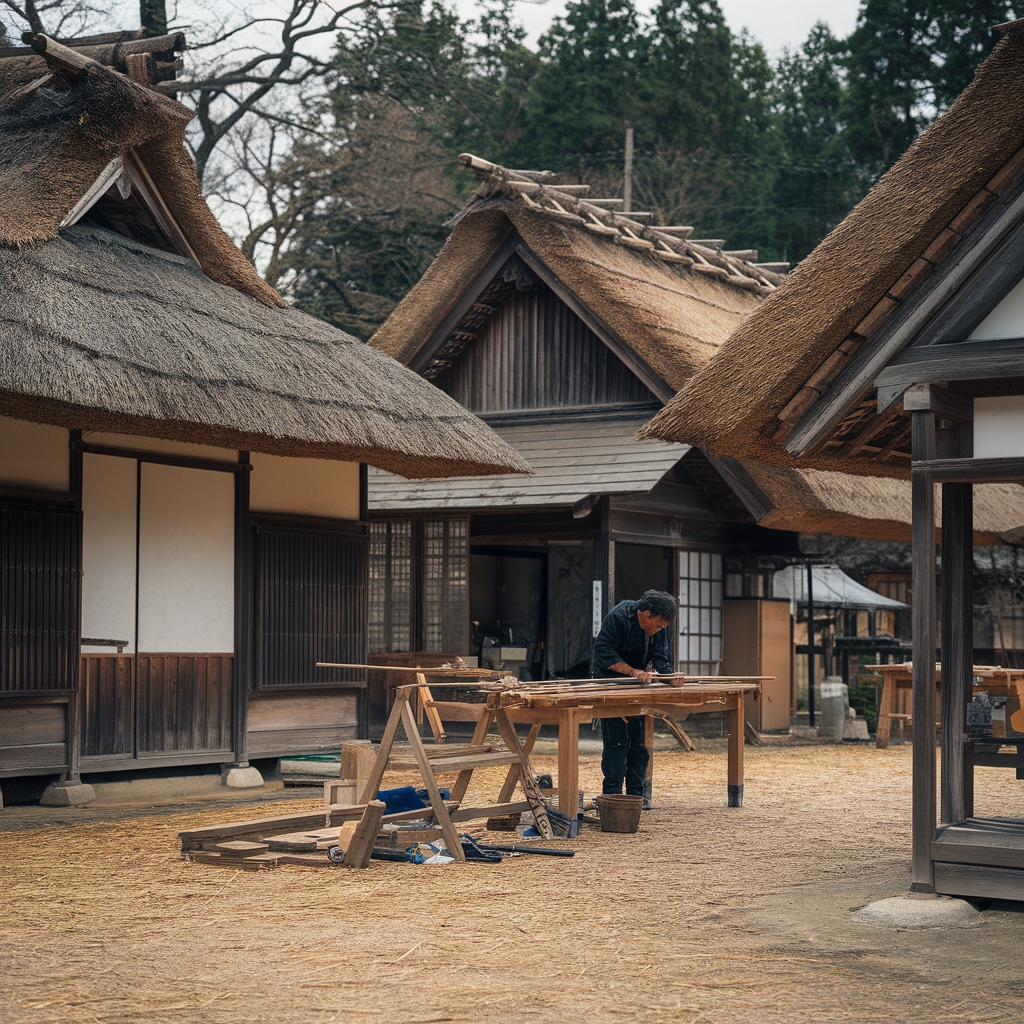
[232,452,253,767]
[342,799,386,869]
[940,482,973,824]
[807,562,815,728]
[727,693,744,807]
[623,125,634,214]
[591,498,614,673]
[69,430,83,783]
[911,409,937,891]
[557,708,580,816]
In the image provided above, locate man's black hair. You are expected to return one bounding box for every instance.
[636,590,676,622]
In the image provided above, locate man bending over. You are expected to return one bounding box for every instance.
[592,589,677,804]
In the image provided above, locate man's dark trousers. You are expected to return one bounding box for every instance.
[601,715,650,796]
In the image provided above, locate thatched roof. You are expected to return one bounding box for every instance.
[0,40,528,479]
[747,463,1024,545]
[641,21,1024,477]
[370,154,785,395]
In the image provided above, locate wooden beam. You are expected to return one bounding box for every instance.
[911,409,938,891]
[940,482,972,824]
[912,456,1024,483]
[877,338,1024,394]
[900,384,973,421]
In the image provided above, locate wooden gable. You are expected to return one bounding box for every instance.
[430,260,660,415]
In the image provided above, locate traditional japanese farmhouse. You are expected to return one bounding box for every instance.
[643,20,1024,901]
[0,36,526,805]
[361,152,1018,737]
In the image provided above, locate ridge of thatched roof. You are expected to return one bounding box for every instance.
[0,224,531,478]
[747,463,1024,545]
[641,21,1024,477]
[0,36,280,306]
[370,154,785,394]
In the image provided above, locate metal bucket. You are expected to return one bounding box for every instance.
[595,794,643,833]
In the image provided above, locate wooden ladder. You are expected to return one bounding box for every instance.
[360,682,553,862]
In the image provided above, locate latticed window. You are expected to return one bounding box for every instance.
[367,522,412,654]
[678,551,723,675]
[422,519,468,653]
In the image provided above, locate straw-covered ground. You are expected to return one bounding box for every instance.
[2,742,1024,1023]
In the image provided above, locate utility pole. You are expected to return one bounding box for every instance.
[623,125,634,214]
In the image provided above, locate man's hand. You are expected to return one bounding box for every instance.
[634,670,654,684]
[608,662,653,683]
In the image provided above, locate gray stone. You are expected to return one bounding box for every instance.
[223,766,264,789]
[851,895,981,929]
[818,677,849,742]
[39,779,97,807]
[844,717,870,741]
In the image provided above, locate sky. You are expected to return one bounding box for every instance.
[464,0,863,56]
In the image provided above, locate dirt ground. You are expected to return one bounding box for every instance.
[3,742,1024,1024]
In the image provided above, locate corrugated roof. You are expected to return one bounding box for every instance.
[368,416,689,511]
[773,565,908,610]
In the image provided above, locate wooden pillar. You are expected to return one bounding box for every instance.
[940,482,973,824]
[591,498,614,672]
[69,430,84,782]
[911,409,937,891]
[232,452,253,765]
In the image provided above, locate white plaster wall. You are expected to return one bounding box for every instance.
[969,276,1024,341]
[138,463,235,652]
[974,396,1024,458]
[250,453,360,520]
[0,416,69,491]
[81,454,138,653]
[83,431,238,462]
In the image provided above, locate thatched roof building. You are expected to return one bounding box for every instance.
[371,152,786,398]
[641,20,1024,481]
[0,36,528,479]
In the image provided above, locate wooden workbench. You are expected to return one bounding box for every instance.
[427,680,762,814]
[870,662,1024,748]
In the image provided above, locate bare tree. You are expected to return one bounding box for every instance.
[1,0,107,38]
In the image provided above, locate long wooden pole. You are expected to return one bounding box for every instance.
[911,410,937,892]
[317,662,769,685]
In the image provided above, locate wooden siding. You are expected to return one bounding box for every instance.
[435,283,657,412]
[247,690,359,756]
[1,506,81,692]
[0,700,67,775]
[255,525,368,687]
[80,654,133,757]
[136,654,233,753]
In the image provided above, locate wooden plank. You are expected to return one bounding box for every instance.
[933,861,1024,900]
[913,456,1024,483]
[450,801,530,822]
[359,695,405,804]
[911,409,938,891]
[940,481,972,824]
[179,811,329,844]
[421,752,518,773]
[400,700,467,861]
[212,840,269,856]
[342,800,386,869]
[494,707,554,839]
[496,722,541,803]
[189,851,278,871]
[931,840,1024,870]
[877,338,1024,390]
[417,675,446,743]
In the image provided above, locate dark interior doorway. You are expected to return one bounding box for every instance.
[616,543,673,602]
[470,550,545,677]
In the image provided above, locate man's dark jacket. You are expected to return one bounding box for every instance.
[593,599,672,678]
